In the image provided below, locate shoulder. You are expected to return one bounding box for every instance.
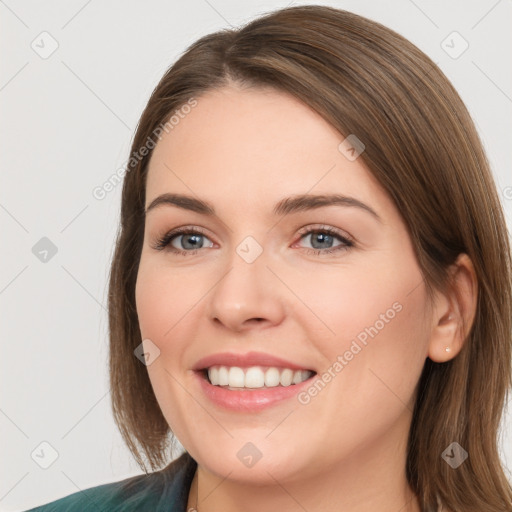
[24,451,197,512]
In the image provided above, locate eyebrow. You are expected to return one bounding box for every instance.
[145,193,381,222]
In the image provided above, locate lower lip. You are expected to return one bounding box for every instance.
[194,370,316,412]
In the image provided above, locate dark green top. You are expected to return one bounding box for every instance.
[25,452,197,512]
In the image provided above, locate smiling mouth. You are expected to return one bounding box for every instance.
[200,365,316,390]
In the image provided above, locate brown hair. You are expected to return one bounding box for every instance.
[107,5,512,510]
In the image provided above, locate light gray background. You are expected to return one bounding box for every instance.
[1,1,511,510]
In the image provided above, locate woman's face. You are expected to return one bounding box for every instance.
[135,84,431,485]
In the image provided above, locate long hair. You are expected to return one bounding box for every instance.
[107,5,512,510]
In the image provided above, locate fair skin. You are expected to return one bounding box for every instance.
[135,84,477,512]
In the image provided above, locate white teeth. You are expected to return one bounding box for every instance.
[280,368,294,387]
[228,367,245,387]
[245,367,265,388]
[206,366,313,388]
[292,370,305,385]
[264,367,280,387]
[209,366,219,385]
[218,366,229,386]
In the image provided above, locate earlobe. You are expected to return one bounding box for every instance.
[428,312,461,363]
[427,254,478,363]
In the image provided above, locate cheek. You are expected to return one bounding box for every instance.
[331,272,428,415]
[134,257,216,389]
[303,257,429,406]
[135,258,205,342]
[135,260,201,438]
[284,259,415,346]
[285,271,429,464]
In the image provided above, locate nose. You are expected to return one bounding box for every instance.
[207,245,286,333]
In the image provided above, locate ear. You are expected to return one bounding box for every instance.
[427,253,478,363]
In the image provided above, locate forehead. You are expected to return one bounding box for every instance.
[145,85,394,219]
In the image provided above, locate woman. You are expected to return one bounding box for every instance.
[27,4,512,512]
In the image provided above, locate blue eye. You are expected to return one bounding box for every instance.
[295,225,354,256]
[153,225,354,257]
[153,227,213,256]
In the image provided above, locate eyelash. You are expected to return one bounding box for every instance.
[152,225,354,257]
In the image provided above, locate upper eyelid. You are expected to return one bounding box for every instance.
[162,224,348,237]
[297,224,352,239]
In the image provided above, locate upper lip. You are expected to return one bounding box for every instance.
[193,351,314,371]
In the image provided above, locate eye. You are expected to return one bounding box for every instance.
[294,225,354,256]
[151,224,354,257]
[152,226,214,256]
